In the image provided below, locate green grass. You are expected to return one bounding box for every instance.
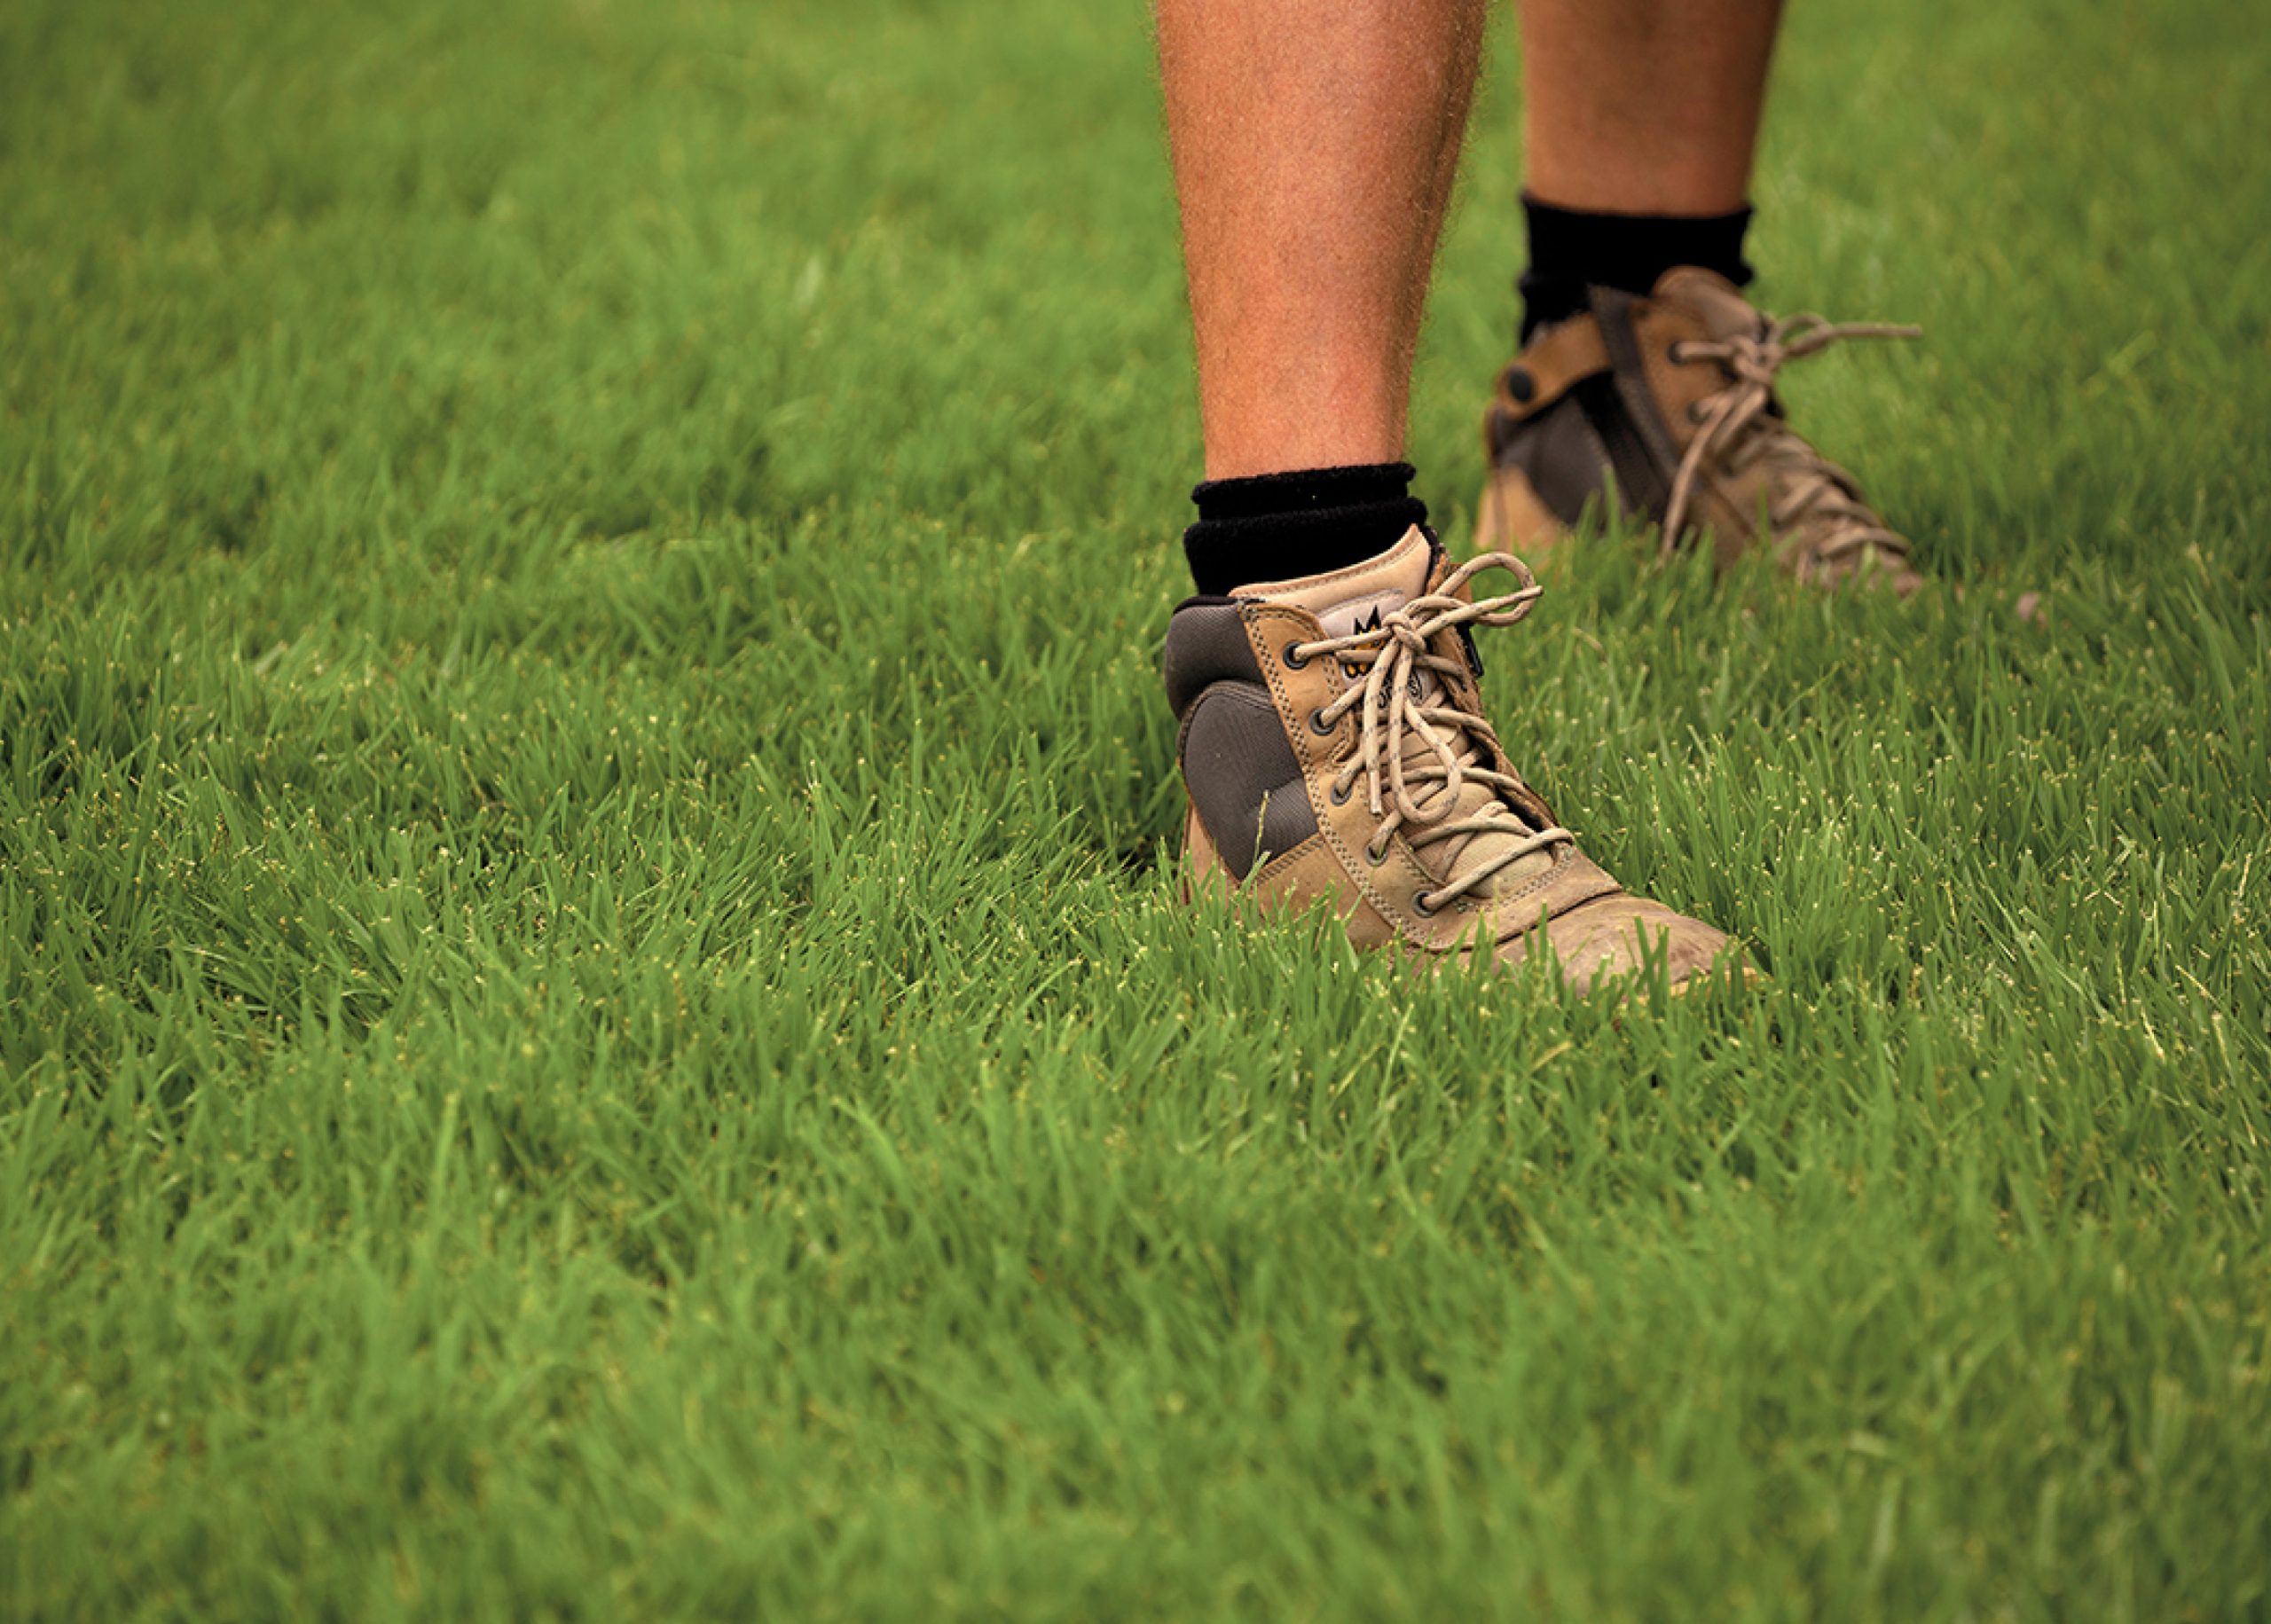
[4,0,2269,1614]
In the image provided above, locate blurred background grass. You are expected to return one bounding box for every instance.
[4,0,2268,1617]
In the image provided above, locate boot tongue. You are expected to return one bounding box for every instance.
[1653,266,1765,343]
[1233,524,1434,632]
[1236,527,1558,900]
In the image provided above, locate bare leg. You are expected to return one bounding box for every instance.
[1518,0,1784,216]
[1155,0,1488,480]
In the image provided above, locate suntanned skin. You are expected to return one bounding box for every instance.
[1154,0,1787,480]
[1155,0,1487,481]
[1519,0,1785,216]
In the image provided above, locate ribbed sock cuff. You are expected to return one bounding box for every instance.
[1183,462,1426,595]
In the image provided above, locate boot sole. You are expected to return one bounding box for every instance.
[1178,800,1758,998]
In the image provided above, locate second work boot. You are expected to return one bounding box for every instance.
[1478,267,1922,592]
[1163,526,1742,993]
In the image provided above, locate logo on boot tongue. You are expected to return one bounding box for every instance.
[1320,589,1403,640]
[1336,603,1394,680]
[1324,594,1431,694]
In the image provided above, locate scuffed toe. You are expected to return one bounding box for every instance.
[1521,892,1744,994]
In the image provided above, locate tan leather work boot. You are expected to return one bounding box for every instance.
[1477,267,1922,593]
[1162,526,1743,993]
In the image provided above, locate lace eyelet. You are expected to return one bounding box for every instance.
[1308,708,1338,737]
[1282,641,1311,671]
[1668,341,1693,364]
[1686,402,1707,425]
[1328,781,1352,807]
[1411,890,1439,918]
[1363,840,1387,868]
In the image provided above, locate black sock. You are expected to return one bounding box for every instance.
[1182,462,1428,596]
[1518,194,1755,339]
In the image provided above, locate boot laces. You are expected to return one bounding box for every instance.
[1662,312,1921,568]
[1288,553,1574,913]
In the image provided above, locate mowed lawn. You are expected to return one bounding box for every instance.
[4,0,2268,1615]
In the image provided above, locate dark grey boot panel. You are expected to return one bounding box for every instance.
[1163,601,1316,881]
[1489,392,1622,528]
[1162,600,1263,717]
[1179,684,1316,879]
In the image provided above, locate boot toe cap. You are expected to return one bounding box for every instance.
[1521,893,1748,994]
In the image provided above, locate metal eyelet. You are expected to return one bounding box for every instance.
[1363,840,1387,868]
[1308,708,1338,737]
[1412,890,1440,918]
[1668,341,1693,364]
[1328,781,1352,807]
[1686,402,1708,424]
[1283,641,1311,671]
